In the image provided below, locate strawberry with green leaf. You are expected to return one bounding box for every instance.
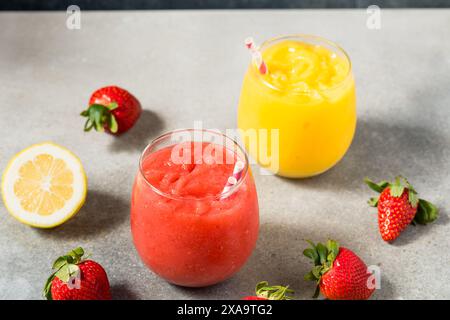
[81,85,141,134]
[242,281,294,300]
[303,240,374,300]
[44,247,111,300]
[365,176,438,241]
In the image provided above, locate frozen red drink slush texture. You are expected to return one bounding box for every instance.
[131,139,259,287]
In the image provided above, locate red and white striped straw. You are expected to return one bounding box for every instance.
[244,37,268,75]
[221,160,245,197]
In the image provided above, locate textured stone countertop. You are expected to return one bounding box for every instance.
[0,9,449,300]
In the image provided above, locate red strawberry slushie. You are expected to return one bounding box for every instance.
[131,132,259,287]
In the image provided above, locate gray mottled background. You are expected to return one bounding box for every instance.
[0,9,449,300]
[1,0,450,10]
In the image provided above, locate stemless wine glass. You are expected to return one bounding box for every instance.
[130,129,259,287]
[238,34,356,178]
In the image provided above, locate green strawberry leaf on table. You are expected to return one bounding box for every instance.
[254,281,294,300]
[414,199,439,225]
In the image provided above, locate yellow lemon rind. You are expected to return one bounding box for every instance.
[1,142,87,228]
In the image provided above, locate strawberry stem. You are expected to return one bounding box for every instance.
[303,240,340,299]
[365,176,419,207]
[43,247,86,300]
[80,103,118,133]
[254,281,294,300]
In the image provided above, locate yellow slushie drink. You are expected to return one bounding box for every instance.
[238,35,356,178]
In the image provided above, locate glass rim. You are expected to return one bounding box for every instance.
[138,128,250,201]
[254,34,353,95]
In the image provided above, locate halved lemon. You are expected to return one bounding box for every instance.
[1,142,87,228]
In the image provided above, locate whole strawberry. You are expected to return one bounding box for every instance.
[81,85,141,134]
[44,247,111,300]
[242,281,294,300]
[304,240,374,300]
[365,176,438,242]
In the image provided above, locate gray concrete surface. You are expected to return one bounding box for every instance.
[0,10,449,300]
